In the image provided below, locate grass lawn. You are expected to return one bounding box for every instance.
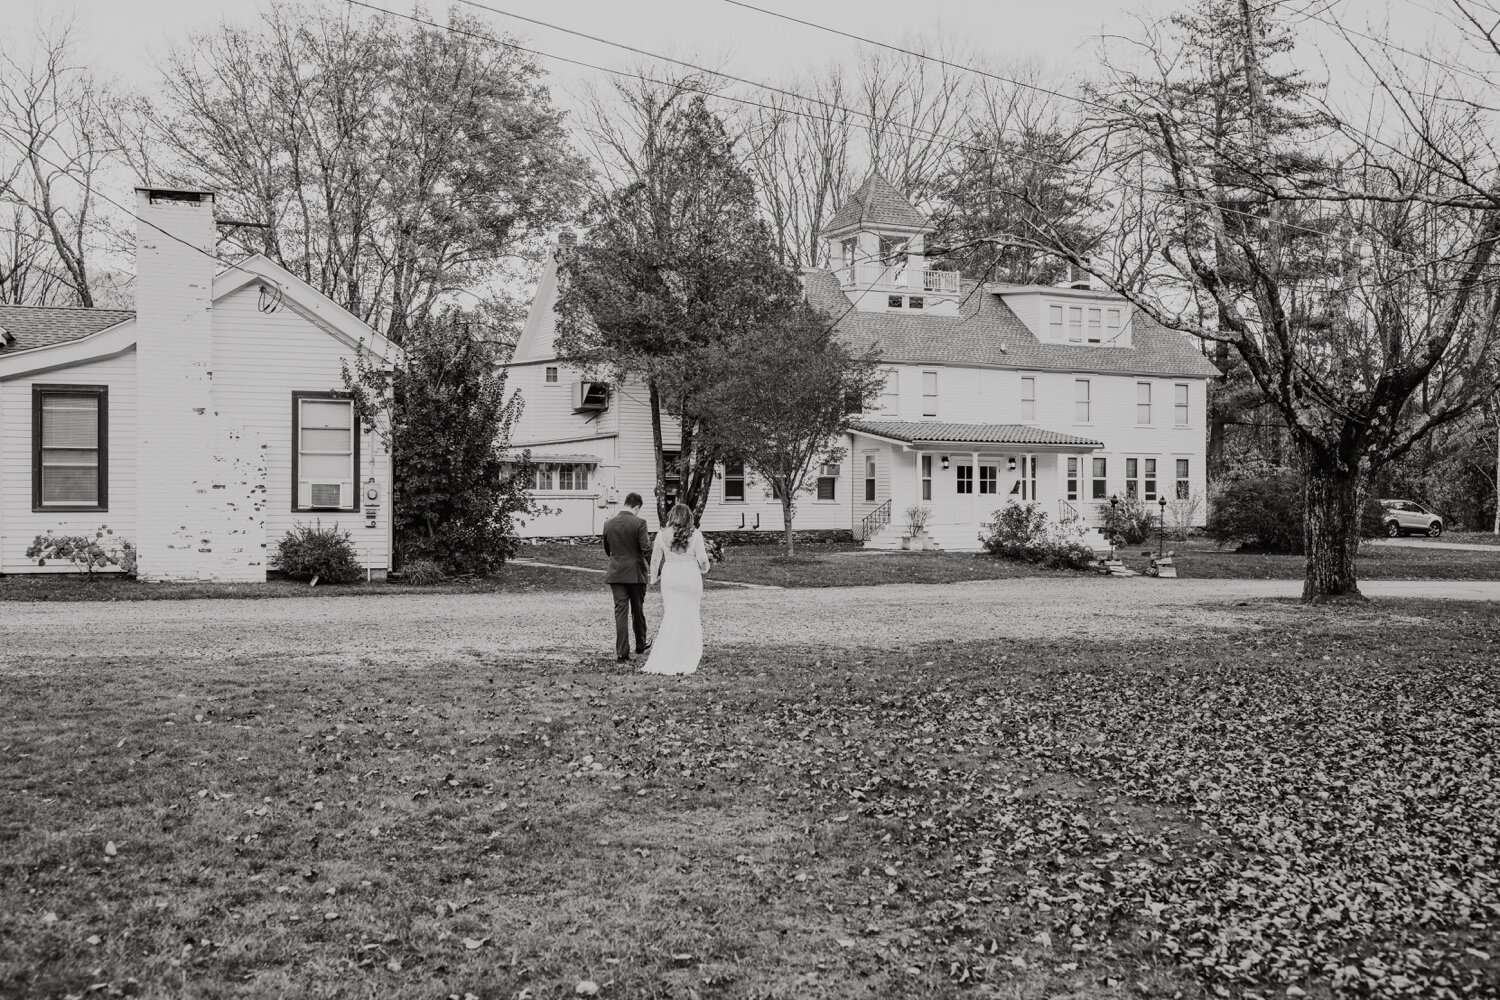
[1445,532,1500,547]
[0,565,600,602]
[1116,538,1500,580]
[3,603,1497,999]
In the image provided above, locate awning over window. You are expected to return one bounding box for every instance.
[848,420,1102,450]
[504,453,600,465]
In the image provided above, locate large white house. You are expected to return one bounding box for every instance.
[507,174,1218,549]
[0,189,399,581]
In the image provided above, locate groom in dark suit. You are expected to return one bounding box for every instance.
[602,492,653,663]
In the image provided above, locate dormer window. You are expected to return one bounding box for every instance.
[841,237,857,269]
[878,235,908,264]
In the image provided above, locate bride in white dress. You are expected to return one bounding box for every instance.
[642,503,711,675]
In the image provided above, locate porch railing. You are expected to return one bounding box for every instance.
[1058,499,1080,524]
[859,498,893,541]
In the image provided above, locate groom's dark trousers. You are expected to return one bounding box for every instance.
[602,508,652,659]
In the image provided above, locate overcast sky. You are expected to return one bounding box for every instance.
[9,0,1477,124]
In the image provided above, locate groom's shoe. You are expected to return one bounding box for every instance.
[636,643,652,655]
[615,655,631,663]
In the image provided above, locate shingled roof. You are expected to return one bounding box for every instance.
[803,270,1220,379]
[849,420,1103,449]
[0,304,135,353]
[821,173,933,237]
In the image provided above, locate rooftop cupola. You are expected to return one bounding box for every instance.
[821,172,960,315]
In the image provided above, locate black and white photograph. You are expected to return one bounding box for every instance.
[2,0,1499,996]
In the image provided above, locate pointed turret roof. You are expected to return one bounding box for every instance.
[821,172,932,237]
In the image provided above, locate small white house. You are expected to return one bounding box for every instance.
[0,188,400,581]
[509,173,1218,549]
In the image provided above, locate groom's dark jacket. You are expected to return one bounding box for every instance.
[602,510,652,585]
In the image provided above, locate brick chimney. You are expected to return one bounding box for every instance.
[132,188,260,582]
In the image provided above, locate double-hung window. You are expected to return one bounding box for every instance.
[544,366,559,383]
[557,464,590,491]
[1106,309,1122,341]
[1176,459,1191,499]
[1066,457,1079,501]
[1125,458,1140,499]
[863,454,877,502]
[723,461,746,502]
[1091,457,1108,499]
[1067,306,1083,342]
[921,371,939,417]
[880,369,900,415]
[1144,459,1158,500]
[1174,383,1190,425]
[817,463,839,501]
[1020,376,1036,421]
[1074,379,1091,423]
[294,393,357,511]
[33,385,107,510]
[662,449,681,507]
[1087,307,1102,343]
[921,455,933,501]
[956,465,974,494]
[1048,305,1064,340]
[979,465,998,494]
[1137,382,1152,424]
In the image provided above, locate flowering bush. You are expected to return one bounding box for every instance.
[26,527,136,577]
[1100,495,1157,545]
[979,502,1096,570]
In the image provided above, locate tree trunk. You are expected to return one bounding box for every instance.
[1493,409,1499,534]
[648,379,666,526]
[1302,458,1365,603]
[782,494,796,557]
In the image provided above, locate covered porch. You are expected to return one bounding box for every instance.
[848,421,1104,552]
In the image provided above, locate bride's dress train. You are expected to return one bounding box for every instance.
[642,528,709,675]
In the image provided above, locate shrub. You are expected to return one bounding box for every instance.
[1207,469,1305,553]
[1100,495,1156,545]
[25,526,136,577]
[400,558,446,586]
[904,505,932,535]
[979,502,1097,571]
[272,523,363,584]
[1167,492,1204,541]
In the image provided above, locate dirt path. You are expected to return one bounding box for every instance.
[3,578,1496,667]
[1371,537,1500,553]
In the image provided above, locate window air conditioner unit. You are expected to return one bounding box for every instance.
[573,381,609,412]
[300,481,351,509]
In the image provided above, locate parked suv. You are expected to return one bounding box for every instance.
[1379,499,1444,538]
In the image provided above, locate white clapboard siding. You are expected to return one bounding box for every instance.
[0,349,138,573]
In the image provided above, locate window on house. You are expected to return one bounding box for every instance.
[294,394,356,511]
[921,455,932,501]
[817,463,838,501]
[1125,458,1139,499]
[1048,304,1064,340]
[956,464,973,494]
[1067,306,1083,342]
[723,461,746,502]
[841,237,857,269]
[1091,457,1108,499]
[545,366,559,383]
[556,464,591,491]
[881,369,900,414]
[979,464,998,494]
[1087,307,1102,342]
[33,385,107,510]
[1106,309,1122,340]
[1074,379,1091,423]
[909,296,924,310]
[1175,383,1190,425]
[864,454,876,502]
[533,465,554,490]
[878,235,908,264]
[1144,458,1158,500]
[1137,382,1152,424]
[922,371,938,417]
[662,449,681,506]
[1066,457,1079,501]
[1020,376,1035,421]
[888,295,903,309]
[1176,458,1190,499]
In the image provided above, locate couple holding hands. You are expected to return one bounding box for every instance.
[601,493,711,675]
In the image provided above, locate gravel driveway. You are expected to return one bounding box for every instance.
[3,578,1496,667]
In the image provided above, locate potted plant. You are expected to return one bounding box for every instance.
[901,505,933,551]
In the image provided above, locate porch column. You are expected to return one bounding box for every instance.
[1026,453,1035,503]
[971,452,979,526]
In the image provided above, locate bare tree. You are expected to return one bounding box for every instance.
[0,21,118,307]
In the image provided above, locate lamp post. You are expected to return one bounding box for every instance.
[1158,496,1168,556]
[1109,494,1120,560]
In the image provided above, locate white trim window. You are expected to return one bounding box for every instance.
[880,369,900,415]
[1125,458,1139,499]
[1136,382,1152,425]
[921,370,939,417]
[1106,308,1122,341]
[1048,304,1064,340]
[1074,379,1091,423]
[864,454,877,502]
[532,465,554,490]
[1175,383,1190,425]
[921,455,932,501]
[1066,457,1079,501]
[1020,376,1036,421]
[1176,458,1191,499]
[979,464,998,494]
[558,464,590,491]
[956,465,974,494]
[1091,456,1108,499]
[296,396,355,510]
[544,366,559,383]
[817,463,839,501]
[723,461,746,502]
[1067,306,1083,342]
[1087,307,1102,343]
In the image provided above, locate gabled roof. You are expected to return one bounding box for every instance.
[804,270,1220,379]
[821,173,933,237]
[850,419,1103,449]
[0,305,135,354]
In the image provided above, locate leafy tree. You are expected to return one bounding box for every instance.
[696,304,882,555]
[127,2,587,340]
[555,86,801,524]
[343,311,535,574]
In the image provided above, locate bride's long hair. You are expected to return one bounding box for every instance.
[664,503,695,552]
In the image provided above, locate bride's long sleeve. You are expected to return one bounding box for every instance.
[693,531,711,574]
[649,533,666,585]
